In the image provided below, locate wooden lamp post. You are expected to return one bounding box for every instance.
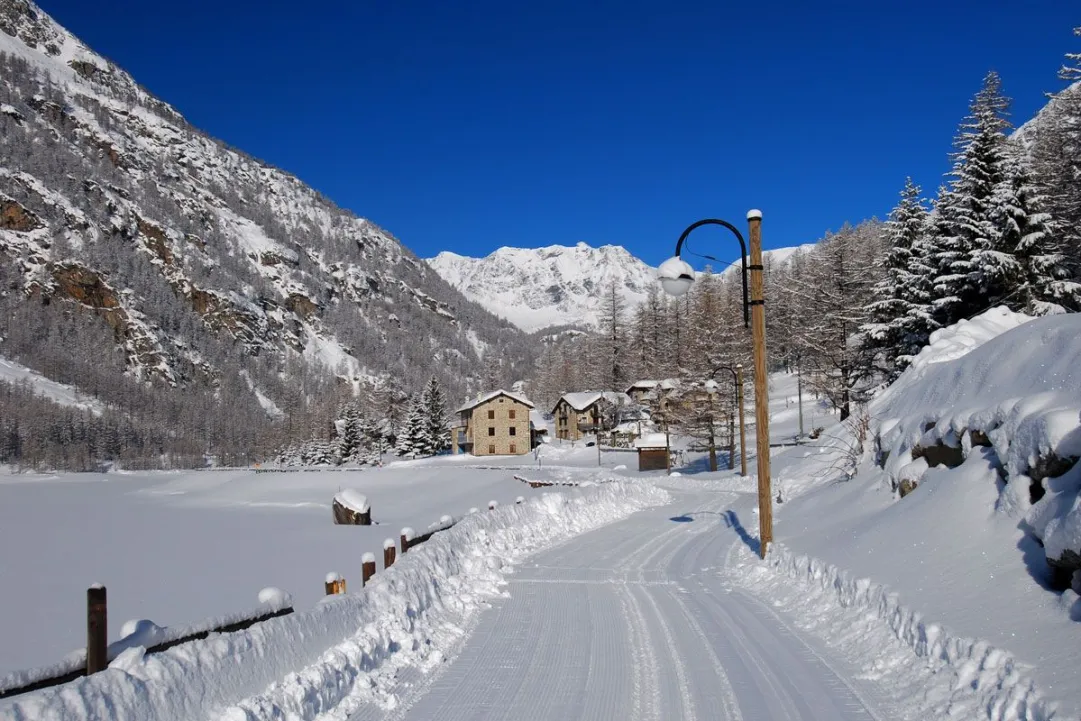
[658,211,772,558]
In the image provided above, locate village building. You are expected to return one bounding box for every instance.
[552,391,632,441]
[450,390,534,456]
[625,380,660,404]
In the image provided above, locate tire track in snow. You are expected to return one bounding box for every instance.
[616,581,663,721]
[633,584,698,721]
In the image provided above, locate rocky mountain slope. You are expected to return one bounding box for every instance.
[0,0,531,463]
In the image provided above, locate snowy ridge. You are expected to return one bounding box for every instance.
[426,241,819,332]
[733,543,1053,721]
[427,243,657,332]
[0,481,668,721]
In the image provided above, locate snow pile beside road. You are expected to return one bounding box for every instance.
[730,541,1054,721]
[0,482,667,721]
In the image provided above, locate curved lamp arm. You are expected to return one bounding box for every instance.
[673,219,750,328]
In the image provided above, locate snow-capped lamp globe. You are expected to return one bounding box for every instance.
[658,256,695,297]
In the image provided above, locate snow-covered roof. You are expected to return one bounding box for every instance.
[659,378,680,391]
[555,391,632,412]
[456,389,534,413]
[634,432,669,448]
[529,409,550,432]
[626,380,660,391]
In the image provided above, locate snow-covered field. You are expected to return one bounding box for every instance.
[0,444,638,679]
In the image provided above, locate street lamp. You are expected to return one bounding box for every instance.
[659,210,772,559]
[711,364,747,478]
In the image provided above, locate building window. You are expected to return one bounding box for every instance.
[509,443,516,454]
[489,444,496,454]
[488,427,496,436]
[509,426,516,436]
[488,409,495,419]
[508,409,516,419]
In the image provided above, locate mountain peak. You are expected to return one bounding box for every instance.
[426,244,657,332]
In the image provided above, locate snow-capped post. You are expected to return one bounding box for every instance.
[488,500,498,511]
[383,538,396,568]
[400,527,414,554]
[86,584,107,675]
[747,209,772,558]
[325,572,345,595]
[332,489,370,525]
[515,495,524,505]
[361,553,376,586]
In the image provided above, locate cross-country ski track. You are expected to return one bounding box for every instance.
[350,488,893,721]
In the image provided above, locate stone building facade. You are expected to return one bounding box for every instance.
[451,390,534,456]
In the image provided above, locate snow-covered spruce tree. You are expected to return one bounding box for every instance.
[987,150,1081,313]
[421,376,449,454]
[1030,28,1081,282]
[395,395,425,457]
[336,403,361,464]
[859,178,931,380]
[929,71,1012,328]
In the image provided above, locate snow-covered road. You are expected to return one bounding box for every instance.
[354,490,890,721]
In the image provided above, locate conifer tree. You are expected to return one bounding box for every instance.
[336,403,361,463]
[930,71,1012,327]
[395,395,425,457]
[421,376,449,454]
[988,151,1081,313]
[860,178,930,379]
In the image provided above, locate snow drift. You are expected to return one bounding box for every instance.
[0,481,667,721]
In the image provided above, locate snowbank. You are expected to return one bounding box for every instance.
[730,541,1054,721]
[871,308,1081,580]
[0,482,667,721]
[876,309,1081,494]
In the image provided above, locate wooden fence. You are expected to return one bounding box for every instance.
[2,495,527,700]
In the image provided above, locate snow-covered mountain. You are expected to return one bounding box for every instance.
[427,243,657,332]
[428,241,819,332]
[0,0,533,459]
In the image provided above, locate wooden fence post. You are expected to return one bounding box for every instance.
[383,538,396,569]
[362,553,376,586]
[400,527,414,554]
[86,584,107,675]
[488,500,498,511]
[515,496,524,505]
[325,572,345,595]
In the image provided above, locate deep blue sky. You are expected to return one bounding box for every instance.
[36,0,1080,266]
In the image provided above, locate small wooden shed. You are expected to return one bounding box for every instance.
[634,432,670,472]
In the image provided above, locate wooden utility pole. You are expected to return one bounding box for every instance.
[728,410,735,472]
[736,363,747,477]
[747,210,772,558]
[86,585,107,675]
